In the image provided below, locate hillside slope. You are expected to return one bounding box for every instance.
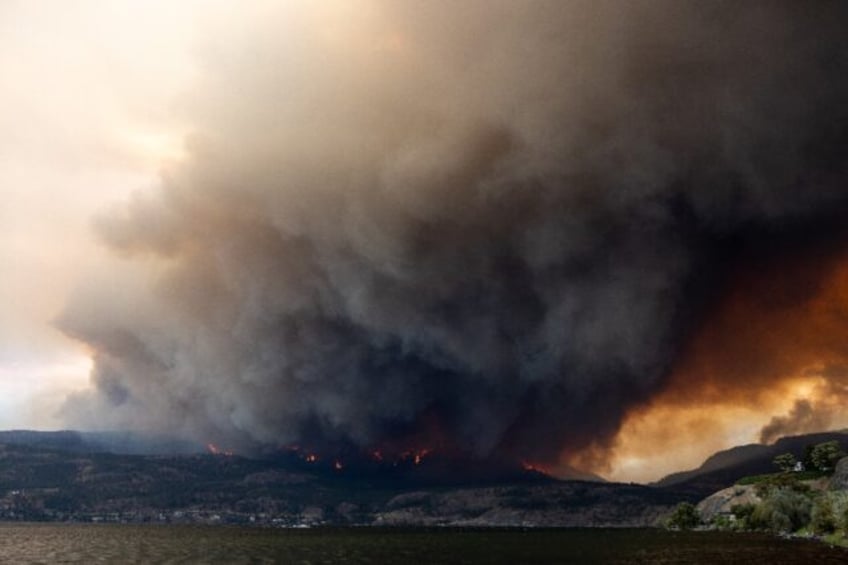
[654,431,848,496]
[0,440,688,526]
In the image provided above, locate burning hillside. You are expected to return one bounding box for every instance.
[270,443,553,485]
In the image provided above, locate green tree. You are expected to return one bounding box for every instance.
[666,502,701,530]
[811,441,845,472]
[773,452,797,473]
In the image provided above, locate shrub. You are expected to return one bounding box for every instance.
[823,492,848,532]
[737,473,775,486]
[737,471,821,487]
[843,504,848,533]
[731,503,756,526]
[749,489,812,533]
[665,502,701,530]
[808,492,848,535]
[753,473,810,498]
[711,514,737,531]
[811,495,837,534]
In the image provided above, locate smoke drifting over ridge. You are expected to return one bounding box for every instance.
[58,1,848,472]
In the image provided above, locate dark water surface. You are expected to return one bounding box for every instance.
[0,524,846,564]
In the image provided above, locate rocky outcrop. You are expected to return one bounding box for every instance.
[828,456,848,491]
[696,484,761,522]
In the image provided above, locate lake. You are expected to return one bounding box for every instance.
[0,524,845,563]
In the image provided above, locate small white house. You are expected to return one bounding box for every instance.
[793,461,805,472]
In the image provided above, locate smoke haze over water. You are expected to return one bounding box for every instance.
[57,1,848,474]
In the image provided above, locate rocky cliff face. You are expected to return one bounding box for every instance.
[696,485,761,523]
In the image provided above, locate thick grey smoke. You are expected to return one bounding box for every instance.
[58,1,848,465]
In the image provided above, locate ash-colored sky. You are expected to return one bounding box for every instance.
[2,1,846,484]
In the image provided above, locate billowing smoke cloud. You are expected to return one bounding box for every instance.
[57,1,848,468]
[760,367,848,444]
[760,400,826,445]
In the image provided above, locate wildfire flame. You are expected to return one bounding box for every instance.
[280,443,440,469]
[521,461,542,473]
[206,443,233,456]
[398,448,431,465]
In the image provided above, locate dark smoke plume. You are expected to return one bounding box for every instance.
[58,1,848,468]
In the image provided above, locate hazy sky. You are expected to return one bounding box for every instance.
[0,0,359,427]
[3,1,848,484]
[0,0,204,426]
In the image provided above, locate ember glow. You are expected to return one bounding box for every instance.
[281,443,437,469]
[4,1,848,483]
[401,449,431,467]
[521,462,545,474]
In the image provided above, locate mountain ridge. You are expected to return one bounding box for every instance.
[654,430,848,496]
[0,431,684,526]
